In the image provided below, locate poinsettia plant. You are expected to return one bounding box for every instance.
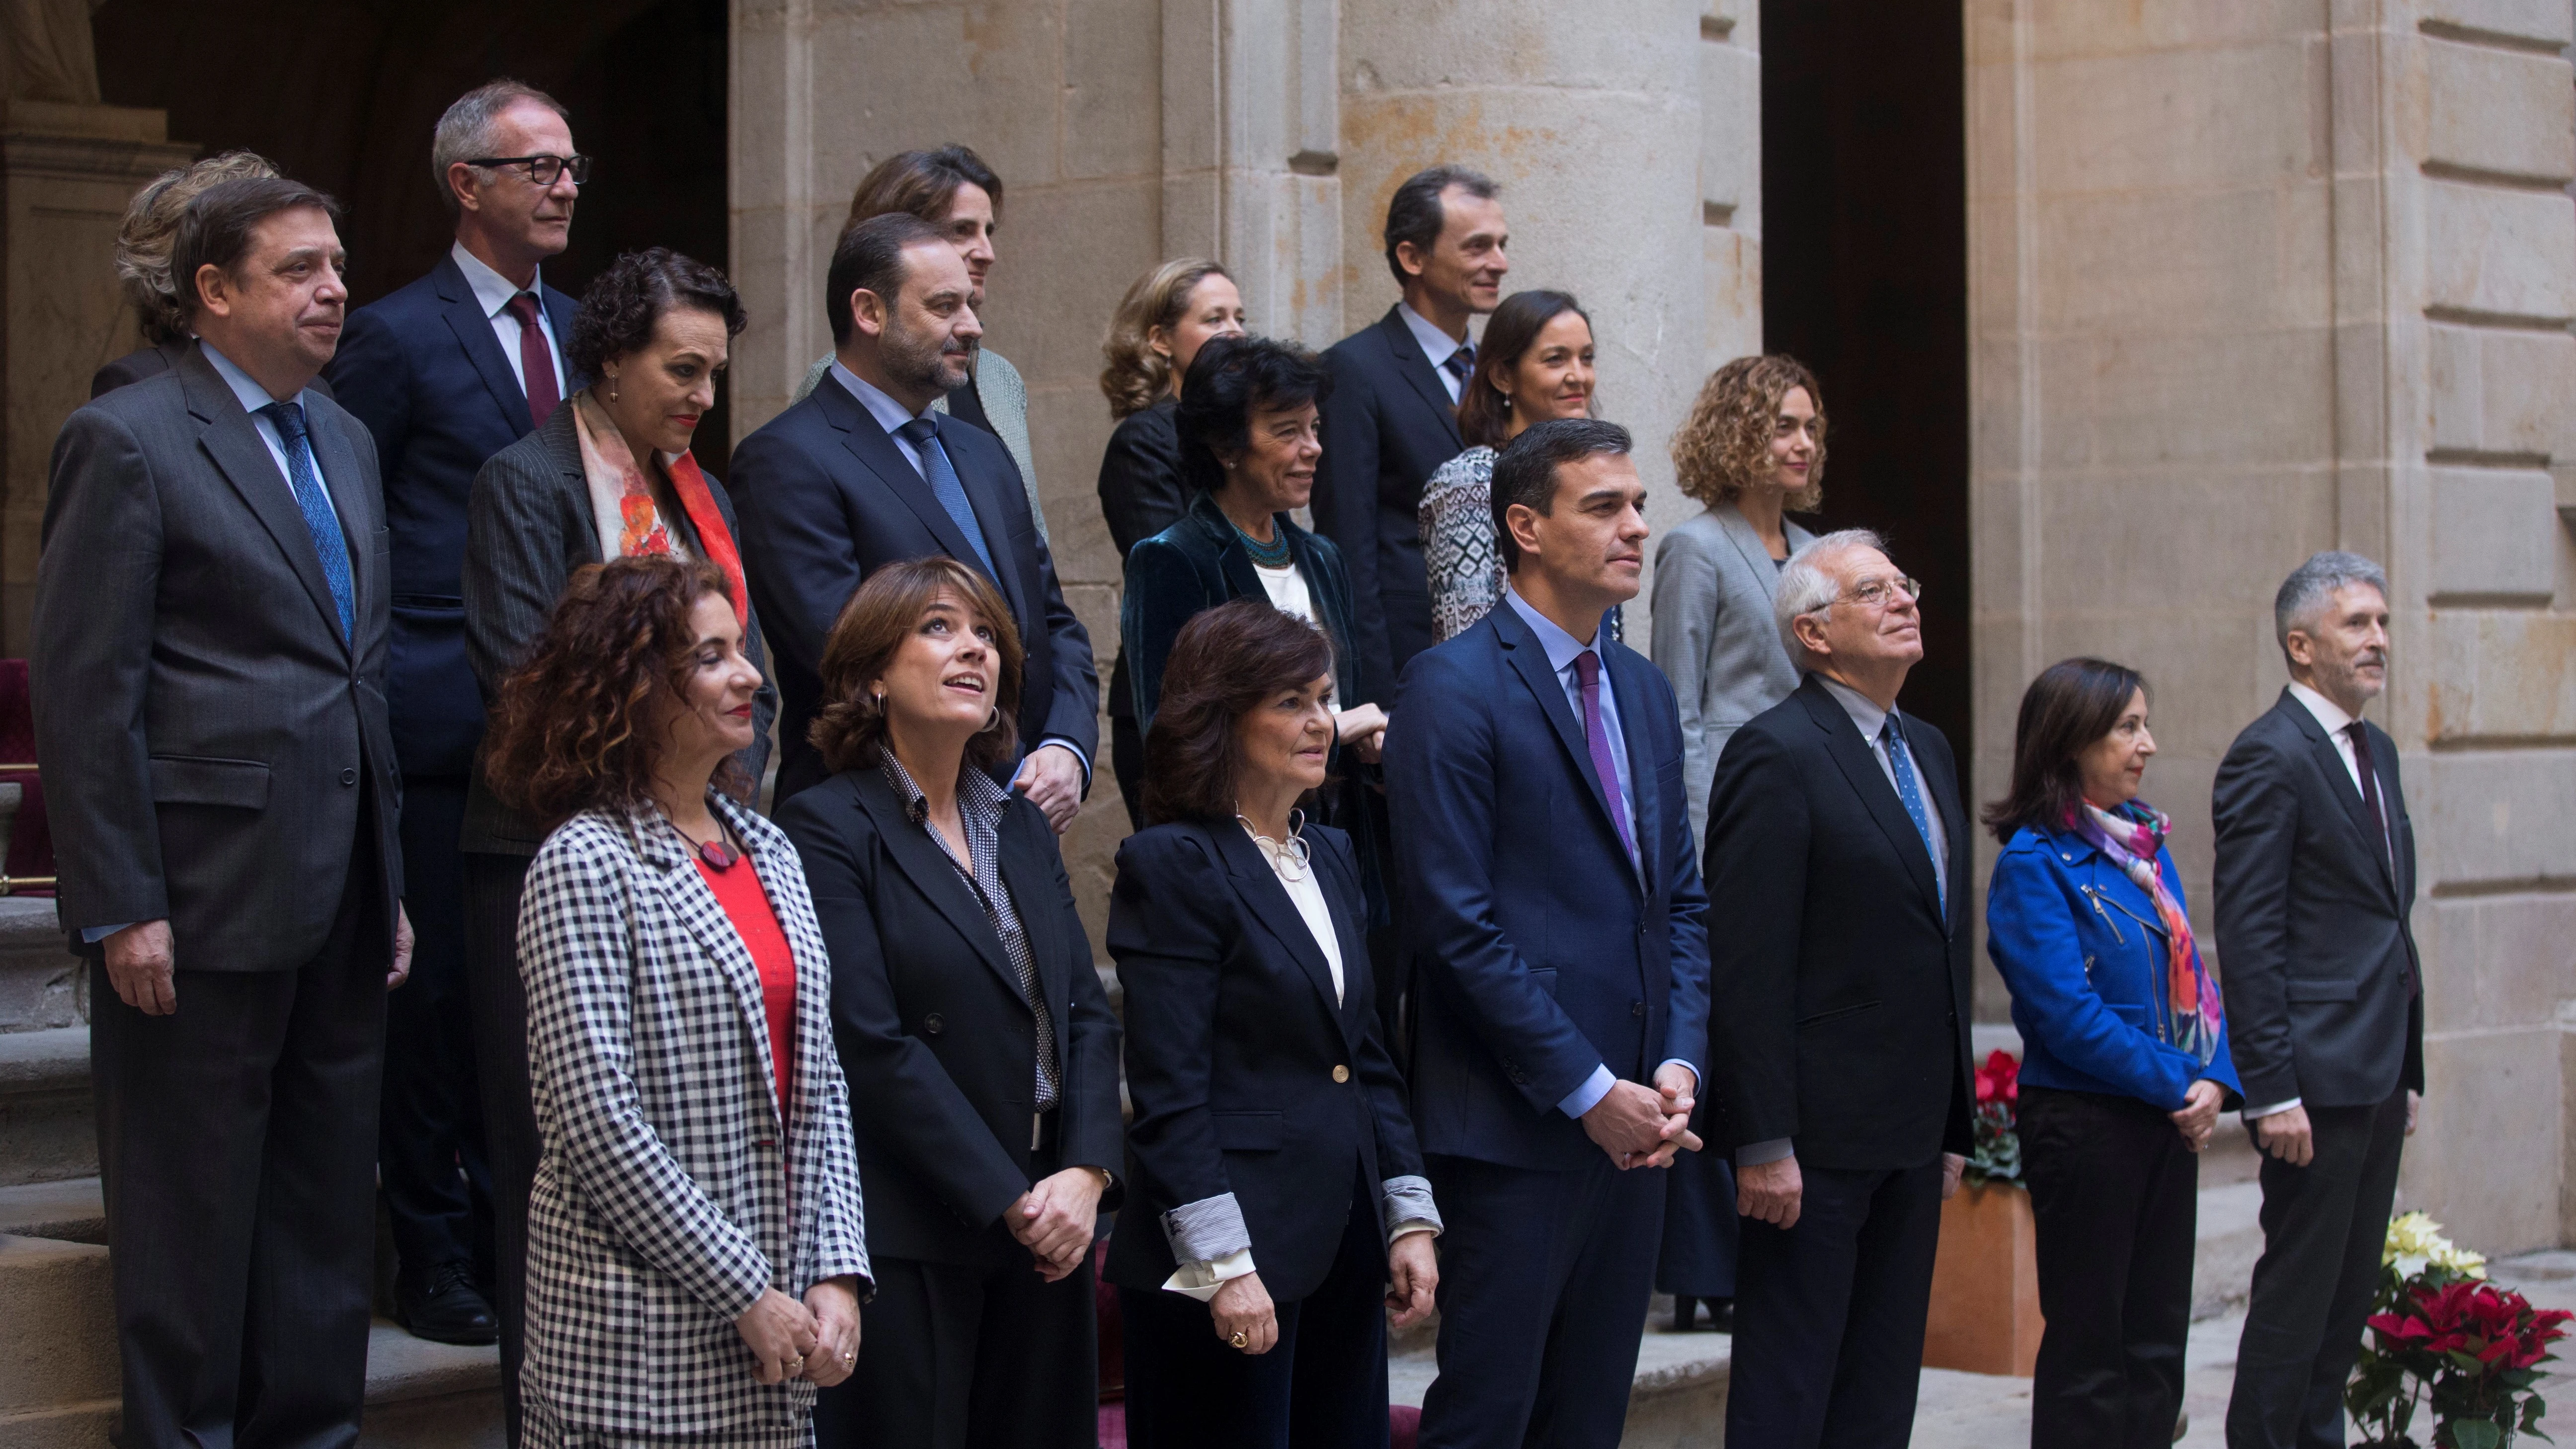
[2348,1212,2571,1449]
[1962,1048,2021,1186]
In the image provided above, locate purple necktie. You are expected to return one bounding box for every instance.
[1573,650,1634,857]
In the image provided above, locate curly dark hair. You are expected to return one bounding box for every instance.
[568,248,748,384]
[809,556,1025,776]
[482,556,750,828]
[1671,353,1827,510]
[1140,598,1335,826]
[1175,335,1332,495]
[1982,657,2151,843]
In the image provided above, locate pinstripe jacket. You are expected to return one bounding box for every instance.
[517,792,870,1437]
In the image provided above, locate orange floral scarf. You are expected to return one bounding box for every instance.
[571,391,747,624]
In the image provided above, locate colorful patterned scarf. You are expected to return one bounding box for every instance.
[570,390,749,625]
[2069,798,2224,1066]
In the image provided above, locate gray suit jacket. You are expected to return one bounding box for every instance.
[458,404,777,855]
[1651,504,1817,844]
[33,344,401,967]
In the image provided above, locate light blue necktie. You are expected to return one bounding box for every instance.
[895,416,997,579]
[1882,716,1944,914]
[257,402,355,641]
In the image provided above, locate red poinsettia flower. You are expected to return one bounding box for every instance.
[1974,1049,2019,1106]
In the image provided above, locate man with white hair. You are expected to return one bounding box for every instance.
[1703,528,1976,1447]
[2216,551,2421,1449]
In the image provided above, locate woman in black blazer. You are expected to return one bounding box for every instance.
[1107,598,1439,1449]
[774,557,1124,1449]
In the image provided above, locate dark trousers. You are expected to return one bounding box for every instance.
[1120,1175,1391,1449]
[90,848,387,1449]
[1657,1109,1740,1299]
[2020,1087,2198,1449]
[817,1145,1100,1449]
[1418,1151,1665,1449]
[379,775,491,1284]
[2225,1089,2409,1449]
[1728,1156,1944,1449]
[463,848,539,1447]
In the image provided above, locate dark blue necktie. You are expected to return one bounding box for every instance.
[258,402,355,641]
[1882,716,1944,913]
[895,416,997,579]
[1443,342,1476,392]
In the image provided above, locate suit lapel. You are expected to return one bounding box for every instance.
[817,376,1002,591]
[1212,823,1357,1050]
[645,807,788,1132]
[304,403,373,630]
[935,414,1033,622]
[995,805,1067,1012]
[1716,505,1788,604]
[1377,307,1465,452]
[180,351,351,650]
[2281,693,2399,902]
[1798,678,1943,919]
[854,771,1031,1008]
[435,256,536,436]
[1610,646,1657,888]
[1315,834,1375,1043]
[1494,604,1620,844]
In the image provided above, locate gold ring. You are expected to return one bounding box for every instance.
[1229,1329,1249,1349]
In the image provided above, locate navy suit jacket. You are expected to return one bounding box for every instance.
[729,373,1100,806]
[1314,306,1469,703]
[324,254,579,778]
[1383,599,1711,1172]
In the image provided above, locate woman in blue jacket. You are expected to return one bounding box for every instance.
[1983,657,2240,1449]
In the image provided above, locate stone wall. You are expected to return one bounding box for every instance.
[1966,0,2576,1255]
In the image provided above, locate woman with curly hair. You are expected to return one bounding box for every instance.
[459,246,778,1404]
[92,150,282,397]
[1648,352,1825,1336]
[483,555,870,1444]
[1094,256,1245,824]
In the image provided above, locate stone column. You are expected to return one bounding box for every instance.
[1702,0,1762,368]
[1336,0,1708,647]
[0,100,191,654]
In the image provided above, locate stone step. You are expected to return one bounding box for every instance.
[356,1321,504,1449]
[0,898,79,1035]
[0,1025,92,1186]
[0,1175,102,1242]
[1391,1312,1729,1447]
[0,1234,119,1419]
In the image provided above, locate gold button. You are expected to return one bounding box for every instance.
[1332,1065,1351,1083]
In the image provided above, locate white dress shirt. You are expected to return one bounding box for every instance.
[451,241,566,400]
[1399,302,1471,403]
[1250,560,1340,712]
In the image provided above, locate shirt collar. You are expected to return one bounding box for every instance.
[1398,302,1465,368]
[451,240,542,320]
[2287,680,2358,738]
[1815,673,1895,744]
[198,341,300,415]
[877,748,1009,828]
[1501,583,1600,677]
[829,359,934,438]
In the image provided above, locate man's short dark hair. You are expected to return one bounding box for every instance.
[846,145,1004,230]
[169,177,340,320]
[1383,164,1498,287]
[1490,417,1633,573]
[825,212,945,348]
[567,247,746,385]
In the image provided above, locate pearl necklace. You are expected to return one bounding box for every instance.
[1237,809,1311,881]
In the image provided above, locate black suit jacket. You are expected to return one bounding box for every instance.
[2212,690,2423,1109]
[1704,674,1974,1170]
[774,767,1123,1268]
[34,344,401,966]
[730,374,1100,805]
[1314,306,1468,702]
[1105,820,1425,1304]
[457,403,775,854]
[326,255,580,778]
[1096,398,1187,726]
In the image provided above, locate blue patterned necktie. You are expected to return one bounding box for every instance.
[1443,342,1476,392]
[894,416,997,578]
[1882,715,1944,913]
[257,402,355,641]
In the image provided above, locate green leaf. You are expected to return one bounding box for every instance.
[2447,1417,2501,1449]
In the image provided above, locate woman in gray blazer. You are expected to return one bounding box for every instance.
[1647,352,1827,1334]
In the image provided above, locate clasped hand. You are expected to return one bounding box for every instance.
[1007,1167,1106,1281]
[733,1277,862,1386]
[2169,1079,2223,1153]
[1580,1065,1701,1170]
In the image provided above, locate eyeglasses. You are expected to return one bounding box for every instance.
[1838,576,1922,609]
[466,154,591,187]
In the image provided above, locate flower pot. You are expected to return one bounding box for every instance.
[1922,1180,2045,1376]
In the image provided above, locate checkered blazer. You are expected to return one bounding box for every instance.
[516,792,871,1437]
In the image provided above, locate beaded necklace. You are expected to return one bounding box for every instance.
[1235,519,1291,569]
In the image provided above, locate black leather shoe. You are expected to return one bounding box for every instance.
[1705,1297,1734,1334]
[1673,1296,1702,1332]
[398,1261,499,1346]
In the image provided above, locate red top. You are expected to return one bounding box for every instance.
[695,852,796,1116]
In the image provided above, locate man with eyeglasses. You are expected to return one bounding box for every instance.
[323,80,583,1374]
[1702,528,1977,1447]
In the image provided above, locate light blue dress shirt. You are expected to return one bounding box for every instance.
[1498,586,1695,1117]
[1398,303,1470,404]
[450,241,566,400]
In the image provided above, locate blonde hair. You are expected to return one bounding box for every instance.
[1100,257,1230,420]
[1670,354,1827,511]
[117,151,281,347]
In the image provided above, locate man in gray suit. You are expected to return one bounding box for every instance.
[33,176,412,1449]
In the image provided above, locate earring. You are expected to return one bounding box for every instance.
[605,373,619,404]
[985,704,1001,729]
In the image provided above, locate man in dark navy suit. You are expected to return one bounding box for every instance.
[1384,419,1708,1448]
[1314,163,1510,700]
[730,212,1097,817]
[322,79,582,1347]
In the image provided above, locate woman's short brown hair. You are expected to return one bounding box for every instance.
[483,556,747,827]
[845,145,1003,230]
[1099,256,1229,420]
[1670,353,1827,510]
[808,556,1025,775]
[1981,657,2151,843]
[1140,599,1334,826]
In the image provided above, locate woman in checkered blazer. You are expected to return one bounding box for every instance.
[484,556,872,1445]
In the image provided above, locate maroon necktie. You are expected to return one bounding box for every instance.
[504,292,560,429]
[1573,650,1634,859]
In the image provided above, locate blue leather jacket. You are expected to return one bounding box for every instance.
[1985,821,2242,1110]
